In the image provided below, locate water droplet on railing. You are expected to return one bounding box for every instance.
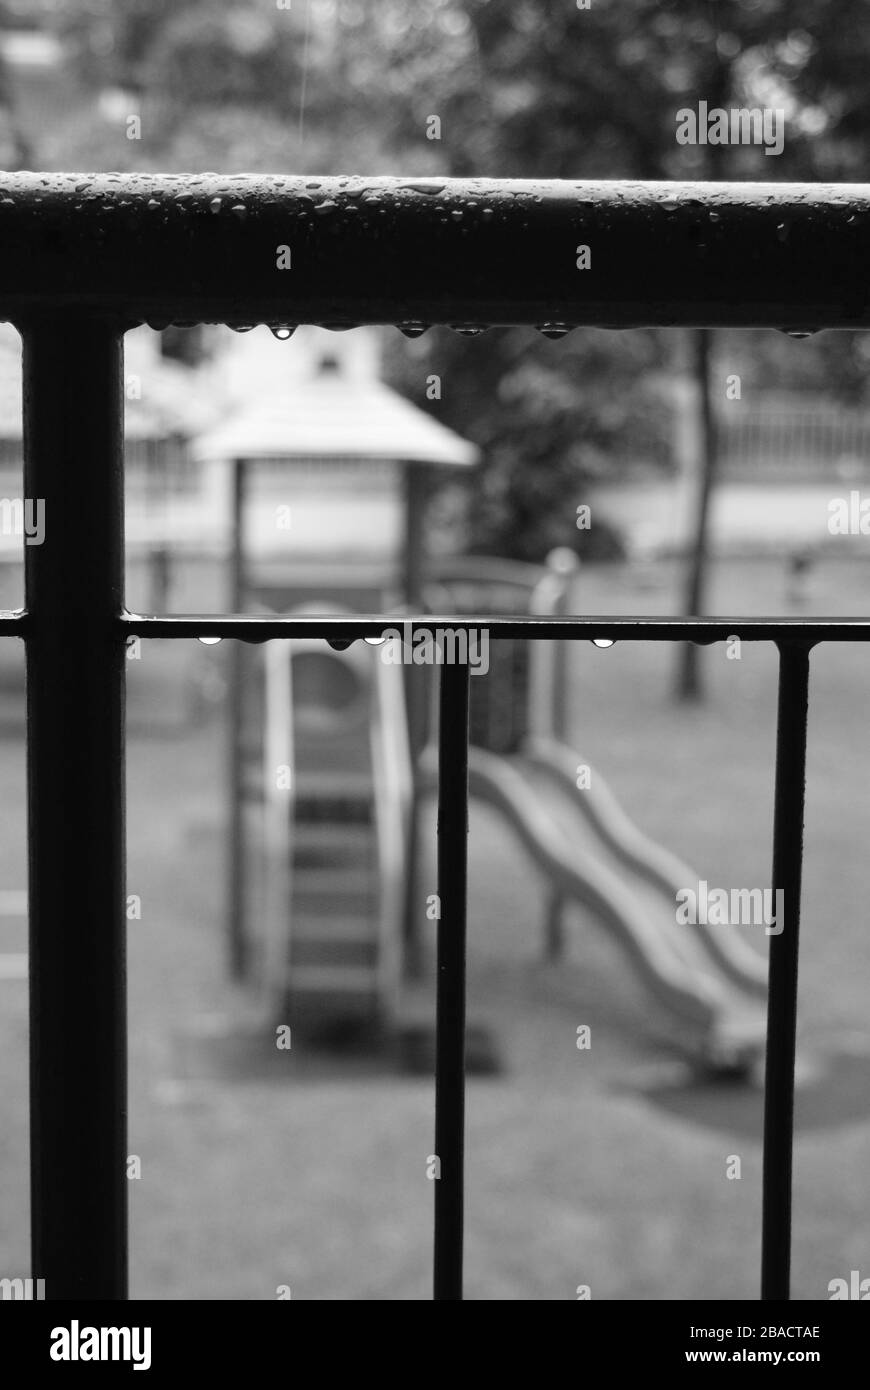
[230,204,247,221]
[398,322,430,339]
[591,638,615,648]
[450,324,487,337]
[198,636,222,645]
[209,197,223,214]
[399,182,446,196]
[778,329,816,340]
[536,324,574,340]
[364,635,387,645]
[271,326,297,340]
[230,324,256,333]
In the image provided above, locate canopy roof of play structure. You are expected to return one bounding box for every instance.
[193,326,479,470]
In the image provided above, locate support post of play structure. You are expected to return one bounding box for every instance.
[227,456,248,980]
[402,463,430,980]
[677,328,718,701]
[549,548,580,744]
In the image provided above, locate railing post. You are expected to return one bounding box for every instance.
[761,641,811,1301]
[23,318,128,1300]
[434,661,470,1300]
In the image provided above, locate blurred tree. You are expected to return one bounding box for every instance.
[38,0,870,566]
[373,0,870,609]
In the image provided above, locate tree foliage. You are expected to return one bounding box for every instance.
[33,0,870,556]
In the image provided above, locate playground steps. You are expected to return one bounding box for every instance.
[289,966,379,992]
[291,915,374,944]
[241,769,375,807]
[292,820,372,854]
[284,806,381,1022]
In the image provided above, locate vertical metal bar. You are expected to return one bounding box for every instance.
[228,457,247,979]
[761,641,811,1301]
[23,318,127,1299]
[433,660,470,1301]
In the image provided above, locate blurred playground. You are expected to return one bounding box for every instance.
[2,554,870,1300]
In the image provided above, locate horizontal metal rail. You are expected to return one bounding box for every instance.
[0,176,868,329]
[5,608,870,646]
[122,614,870,644]
[2,611,870,644]
[5,612,870,644]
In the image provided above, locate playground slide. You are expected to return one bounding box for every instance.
[523,736,769,1000]
[423,742,768,1064]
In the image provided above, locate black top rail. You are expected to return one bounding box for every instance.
[0,175,868,330]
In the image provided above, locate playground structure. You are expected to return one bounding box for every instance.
[231,548,768,1068]
[189,325,768,1068]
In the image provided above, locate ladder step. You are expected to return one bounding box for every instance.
[293,865,374,892]
[292,940,378,969]
[291,916,376,942]
[241,771,373,797]
[294,899,377,921]
[294,771,375,798]
[292,825,374,867]
[293,821,372,843]
[288,966,378,993]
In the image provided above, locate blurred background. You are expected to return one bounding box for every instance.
[1,0,870,1300]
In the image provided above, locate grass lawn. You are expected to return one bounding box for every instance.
[1,553,869,1299]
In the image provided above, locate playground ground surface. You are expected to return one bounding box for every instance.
[1,553,870,1299]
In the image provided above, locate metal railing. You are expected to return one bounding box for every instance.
[3,173,870,1301]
